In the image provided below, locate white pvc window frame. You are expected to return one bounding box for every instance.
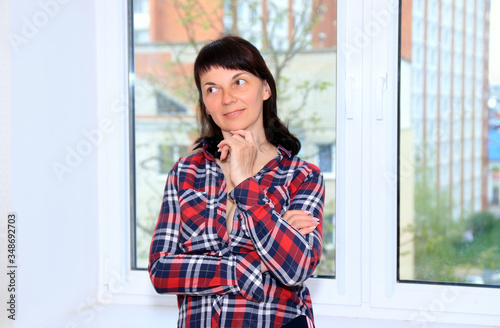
[96,0,500,325]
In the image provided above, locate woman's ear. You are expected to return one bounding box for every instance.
[263,81,272,100]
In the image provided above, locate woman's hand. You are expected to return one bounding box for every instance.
[217,130,258,186]
[283,210,320,235]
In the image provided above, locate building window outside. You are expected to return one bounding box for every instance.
[317,143,335,176]
[399,0,499,287]
[131,0,337,277]
[155,90,188,115]
[133,0,149,43]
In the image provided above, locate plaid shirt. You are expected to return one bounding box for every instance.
[149,140,325,328]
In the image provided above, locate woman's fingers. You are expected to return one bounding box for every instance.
[217,131,254,155]
[230,129,254,143]
[282,210,305,219]
[218,144,230,160]
[297,226,317,235]
[217,131,258,185]
[282,210,320,235]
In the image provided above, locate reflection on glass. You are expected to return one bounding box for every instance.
[399,0,500,286]
[132,0,337,277]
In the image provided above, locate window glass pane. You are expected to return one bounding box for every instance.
[317,143,335,174]
[131,0,337,277]
[399,0,500,286]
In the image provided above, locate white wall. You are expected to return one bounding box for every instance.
[9,0,99,326]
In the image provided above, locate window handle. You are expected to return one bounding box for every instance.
[376,72,387,120]
[345,75,356,120]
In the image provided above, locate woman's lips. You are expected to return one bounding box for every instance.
[224,109,245,117]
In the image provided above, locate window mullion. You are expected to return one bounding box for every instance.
[366,0,400,302]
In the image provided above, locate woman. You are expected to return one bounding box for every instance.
[149,35,325,328]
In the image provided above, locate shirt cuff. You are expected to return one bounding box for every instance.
[234,251,265,302]
[229,177,268,211]
[229,177,279,238]
[219,255,242,295]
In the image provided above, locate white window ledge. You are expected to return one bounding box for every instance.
[44,303,496,328]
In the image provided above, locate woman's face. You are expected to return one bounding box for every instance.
[200,67,271,137]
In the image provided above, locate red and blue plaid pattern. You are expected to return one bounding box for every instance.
[149,140,325,328]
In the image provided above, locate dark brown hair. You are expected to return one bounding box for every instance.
[193,35,301,157]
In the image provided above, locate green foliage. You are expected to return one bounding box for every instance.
[477,246,500,270]
[277,75,334,132]
[466,211,495,236]
[410,169,500,284]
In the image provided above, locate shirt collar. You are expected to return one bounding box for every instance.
[195,139,215,162]
[276,145,292,159]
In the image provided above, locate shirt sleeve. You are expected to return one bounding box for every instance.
[148,164,265,302]
[229,164,325,287]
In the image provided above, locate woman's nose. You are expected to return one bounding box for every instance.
[221,90,236,105]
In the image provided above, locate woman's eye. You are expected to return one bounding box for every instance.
[235,79,246,86]
[207,87,217,94]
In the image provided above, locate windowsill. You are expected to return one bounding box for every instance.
[45,303,495,328]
